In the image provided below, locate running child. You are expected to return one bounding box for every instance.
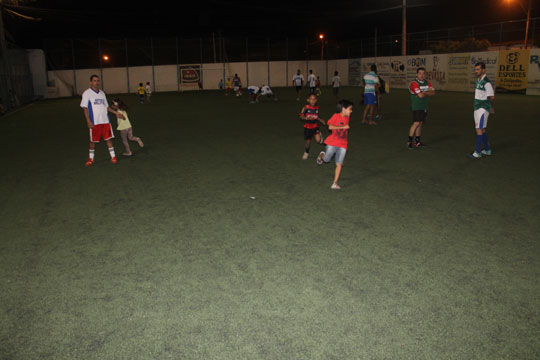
[292,69,304,101]
[332,71,341,99]
[137,83,146,104]
[233,74,242,96]
[225,78,232,95]
[248,85,260,103]
[111,98,144,156]
[316,99,353,190]
[145,82,152,103]
[260,84,277,101]
[300,93,326,160]
[307,70,317,94]
[316,76,322,96]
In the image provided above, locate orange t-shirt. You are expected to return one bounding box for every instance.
[325,113,350,149]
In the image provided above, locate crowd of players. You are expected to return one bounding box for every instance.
[80,61,494,189]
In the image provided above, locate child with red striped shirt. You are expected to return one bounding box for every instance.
[300,94,326,160]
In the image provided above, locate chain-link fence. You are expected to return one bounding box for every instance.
[44,18,539,72]
[1,17,538,113]
[0,45,34,114]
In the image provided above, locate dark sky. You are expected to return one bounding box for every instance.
[3,0,539,48]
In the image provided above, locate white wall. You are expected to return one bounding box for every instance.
[46,59,348,98]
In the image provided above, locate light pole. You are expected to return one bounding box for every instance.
[506,0,533,49]
[319,34,325,60]
[402,0,407,56]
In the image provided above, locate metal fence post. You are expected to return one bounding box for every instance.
[267,38,270,86]
[286,37,288,87]
[200,37,203,89]
[125,38,130,93]
[305,37,309,78]
[151,37,155,91]
[246,37,249,86]
[176,37,180,92]
[71,39,77,95]
[98,38,103,89]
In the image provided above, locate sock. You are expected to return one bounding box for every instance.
[89,149,95,160]
[415,136,421,144]
[482,133,490,151]
[108,147,116,159]
[408,136,413,143]
[475,135,483,153]
[305,147,310,153]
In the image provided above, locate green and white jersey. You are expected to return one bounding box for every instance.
[474,75,494,111]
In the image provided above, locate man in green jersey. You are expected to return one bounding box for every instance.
[468,62,494,159]
[407,67,435,149]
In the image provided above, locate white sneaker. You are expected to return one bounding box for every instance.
[481,149,492,156]
[316,151,325,165]
[331,183,341,190]
[302,152,309,160]
[468,151,482,159]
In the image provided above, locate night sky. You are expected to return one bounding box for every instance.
[3,0,539,48]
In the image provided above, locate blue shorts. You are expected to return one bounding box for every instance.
[324,145,347,165]
[248,89,257,95]
[364,93,377,105]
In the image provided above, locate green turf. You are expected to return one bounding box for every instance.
[1,87,539,359]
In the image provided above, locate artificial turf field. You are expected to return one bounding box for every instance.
[1,86,539,360]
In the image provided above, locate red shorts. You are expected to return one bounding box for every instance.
[89,123,114,143]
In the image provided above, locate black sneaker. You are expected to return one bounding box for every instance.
[407,141,413,149]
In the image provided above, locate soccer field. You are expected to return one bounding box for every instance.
[1,87,539,359]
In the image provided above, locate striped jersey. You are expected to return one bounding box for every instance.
[474,75,494,111]
[300,105,319,129]
[409,79,433,111]
[363,71,380,94]
[80,88,110,125]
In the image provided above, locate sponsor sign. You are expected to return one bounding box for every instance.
[526,49,540,96]
[179,65,201,83]
[496,50,530,93]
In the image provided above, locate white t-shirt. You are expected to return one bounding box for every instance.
[307,74,317,87]
[248,86,259,93]
[80,88,110,125]
[145,84,152,94]
[332,76,341,87]
[293,74,304,86]
[261,85,272,95]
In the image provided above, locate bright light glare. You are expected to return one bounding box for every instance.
[103,55,109,61]
[319,34,324,39]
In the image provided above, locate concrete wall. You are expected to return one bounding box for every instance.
[46,59,349,97]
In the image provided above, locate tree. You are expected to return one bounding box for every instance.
[430,38,491,54]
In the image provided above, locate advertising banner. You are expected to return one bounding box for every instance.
[348,58,363,87]
[469,52,498,91]
[496,50,530,94]
[446,53,471,91]
[526,49,540,96]
[179,64,201,84]
[424,54,448,90]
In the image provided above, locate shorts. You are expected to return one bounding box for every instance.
[248,88,258,95]
[295,86,302,92]
[324,145,347,165]
[310,86,316,94]
[364,93,377,105]
[139,94,145,101]
[333,87,339,96]
[412,110,427,122]
[304,127,320,140]
[234,86,240,92]
[89,123,114,143]
[474,108,489,129]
